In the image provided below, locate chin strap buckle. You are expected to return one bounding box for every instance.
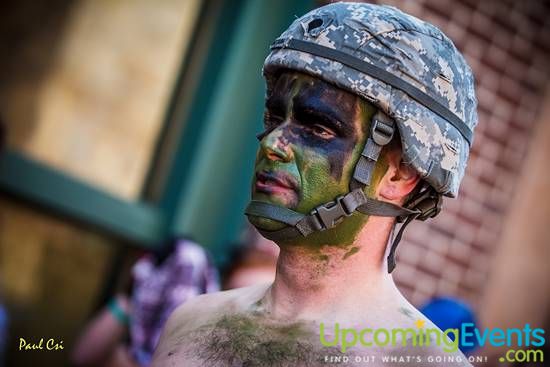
[370,112,395,146]
[310,195,353,231]
[397,186,442,223]
[408,187,442,221]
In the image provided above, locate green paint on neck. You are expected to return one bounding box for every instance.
[342,246,360,260]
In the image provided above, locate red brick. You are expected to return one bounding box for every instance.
[478,68,500,90]
[397,240,422,267]
[511,33,535,62]
[430,218,457,239]
[448,238,471,264]
[403,223,430,245]
[457,0,480,13]
[421,9,448,31]
[471,155,498,185]
[470,250,490,272]
[513,105,537,130]
[478,214,502,240]
[437,278,459,295]
[423,0,453,23]
[492,96,514,121]
[441,262,464,284]
[470,10,493,35]
[450,2,473,28]
[516,13,537,41]
[393,262,419,288]
[415,270,439,295]
[485,187,509,213]
[478,136,501,161]
[534,26,550,53]
[463,35,487,60]
[400,1,424,19]
[503,145,524,169]
[498,76,523,106]
[461,175,490,204]
[445,21,466,47]
[475,1,497,18]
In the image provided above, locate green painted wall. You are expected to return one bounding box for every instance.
[169,0,314,265]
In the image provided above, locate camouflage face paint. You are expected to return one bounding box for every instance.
[249,71,386,248]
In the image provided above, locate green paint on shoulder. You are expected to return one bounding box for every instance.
[342,246,360,260]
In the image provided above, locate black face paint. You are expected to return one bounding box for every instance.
[290,81,360,179]
[262,72,363,179]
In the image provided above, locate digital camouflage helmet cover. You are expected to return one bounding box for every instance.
[246,2,478,272]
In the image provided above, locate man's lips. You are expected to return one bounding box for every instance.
[255,170,298,194]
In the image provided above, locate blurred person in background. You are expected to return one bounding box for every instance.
[152,3,478,366]
[420,297,479,355]
[223,225,279,290]
[71,237,219,367]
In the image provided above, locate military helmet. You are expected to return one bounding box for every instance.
[264,2,477,197]
[247,2,478,271]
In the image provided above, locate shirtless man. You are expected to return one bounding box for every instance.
[152,3,478,366]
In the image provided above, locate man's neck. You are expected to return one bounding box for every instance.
[261,216,401,322]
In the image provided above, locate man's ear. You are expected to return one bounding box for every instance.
[377,148,420,204]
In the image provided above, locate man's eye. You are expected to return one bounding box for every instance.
[308,124,336,139]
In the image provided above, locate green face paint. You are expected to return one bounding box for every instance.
[249,71,388,248]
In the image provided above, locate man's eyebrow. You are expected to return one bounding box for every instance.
[292,93,352,130]
[265,93,287,114]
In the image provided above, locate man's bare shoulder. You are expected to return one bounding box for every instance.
[151,283,271,367]
[341,296,472,366]
[386,302,472,366]
[170,283,270,326]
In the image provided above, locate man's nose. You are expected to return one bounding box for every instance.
[259,124,293,162]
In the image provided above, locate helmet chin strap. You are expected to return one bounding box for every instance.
[246,111,441,272]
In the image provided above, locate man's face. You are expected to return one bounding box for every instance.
[249,71,379,244]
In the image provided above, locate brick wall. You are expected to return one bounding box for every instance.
[360,0,550,308]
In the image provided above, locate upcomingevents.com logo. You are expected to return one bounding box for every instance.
[319,322,545,363]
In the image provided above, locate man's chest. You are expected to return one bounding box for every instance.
[169,314,346,367]
[167,321,471,367]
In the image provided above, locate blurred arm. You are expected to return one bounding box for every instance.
[70,294,130,367]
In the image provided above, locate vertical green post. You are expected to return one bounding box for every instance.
[170,0,313,265]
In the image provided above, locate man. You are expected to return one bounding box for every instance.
[152,2,477,366]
